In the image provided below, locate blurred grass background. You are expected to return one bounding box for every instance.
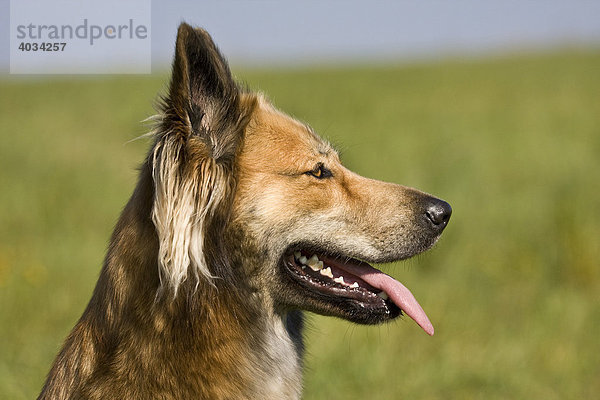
[1,51,599,399]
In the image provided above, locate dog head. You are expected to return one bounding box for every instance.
[151,23,451,334]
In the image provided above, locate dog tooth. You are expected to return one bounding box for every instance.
[294,251,301,260]
[298,255,308,265]
[307,254,319,266]
[350,282,359,288]
[377,291,389,300]
[333,276,345,285]
[309,260,323,272]
[320,267,333,278]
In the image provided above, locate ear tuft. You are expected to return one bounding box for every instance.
[151,138,229,294]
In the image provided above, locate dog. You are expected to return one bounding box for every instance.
[39,23,451,399]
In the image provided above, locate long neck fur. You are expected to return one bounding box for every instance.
[39,162,303,400]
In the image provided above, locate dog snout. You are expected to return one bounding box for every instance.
[424,199,452,231]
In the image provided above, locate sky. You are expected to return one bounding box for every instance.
[1,0,600,74]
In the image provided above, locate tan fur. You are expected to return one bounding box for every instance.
[235,96,433,264]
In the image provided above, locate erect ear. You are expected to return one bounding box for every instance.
[151,23,255,295]
[164,22,244,160]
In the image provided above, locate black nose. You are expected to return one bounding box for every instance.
[425,199,452,230]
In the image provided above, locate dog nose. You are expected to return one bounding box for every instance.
[425,199,452,230]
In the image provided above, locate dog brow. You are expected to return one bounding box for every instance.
[304,125,334,157]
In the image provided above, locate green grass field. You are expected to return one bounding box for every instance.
[1,51,599,399]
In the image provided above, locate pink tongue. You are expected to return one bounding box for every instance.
[328,259,434,336]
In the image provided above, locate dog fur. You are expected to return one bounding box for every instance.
[39,23,450,399]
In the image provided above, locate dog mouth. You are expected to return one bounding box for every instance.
[282,249,434,335]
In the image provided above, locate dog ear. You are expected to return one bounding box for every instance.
[165,22,243,159]
[151,23,255,295]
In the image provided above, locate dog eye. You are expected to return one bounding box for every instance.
[306,163,332,179]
